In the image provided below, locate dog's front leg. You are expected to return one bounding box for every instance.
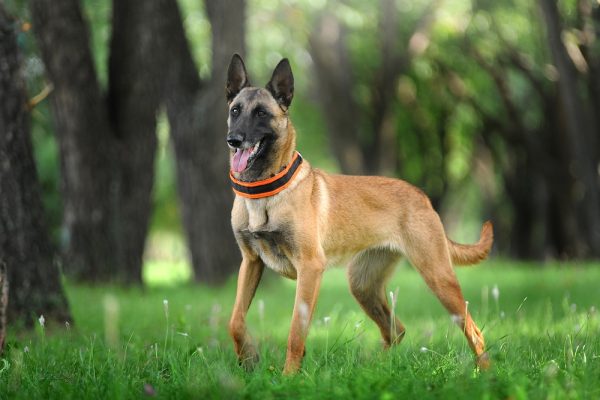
[283,258,325,375]
[229,255,264,371]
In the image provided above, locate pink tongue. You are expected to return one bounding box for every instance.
[232,148,252,172]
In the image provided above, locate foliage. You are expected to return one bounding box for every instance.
[7,0,599,259]
[1,263,599,398]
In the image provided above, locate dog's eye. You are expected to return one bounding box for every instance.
[256,109,267,118]
[231,107,240,117]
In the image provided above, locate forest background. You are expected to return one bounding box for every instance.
[1,0,600,391]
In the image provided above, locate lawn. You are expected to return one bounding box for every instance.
[1,261,599,399]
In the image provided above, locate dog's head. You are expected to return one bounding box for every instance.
[225,54,295,179]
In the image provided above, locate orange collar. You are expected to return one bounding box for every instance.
[229,152,303,199]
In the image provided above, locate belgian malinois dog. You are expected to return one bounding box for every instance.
[226,54,493,374]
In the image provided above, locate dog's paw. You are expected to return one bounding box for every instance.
[238,347,260,372]
[282,361,301,375]
[476,352,491,370]
[282,348,307,375]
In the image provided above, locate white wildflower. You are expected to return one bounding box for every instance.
[544,359,559,379]
[104,294,120,348]
[38,315,45,327]
[491,285,500,301]
[163,299,169,319]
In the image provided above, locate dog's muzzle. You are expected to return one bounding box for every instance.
[227,132,244,148]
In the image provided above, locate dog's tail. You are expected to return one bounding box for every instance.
[448,221,494,266]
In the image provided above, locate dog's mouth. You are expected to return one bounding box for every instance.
[230,140,264,173]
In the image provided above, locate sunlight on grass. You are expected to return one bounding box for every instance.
[143,260,193,287]
[143,231,193,286]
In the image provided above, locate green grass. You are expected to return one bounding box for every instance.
[1,261,599,399]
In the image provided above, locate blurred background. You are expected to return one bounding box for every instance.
[1,0,599,323]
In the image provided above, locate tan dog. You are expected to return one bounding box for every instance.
[225,54,493,374]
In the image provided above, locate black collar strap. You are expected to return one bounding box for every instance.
[229,152,303,199]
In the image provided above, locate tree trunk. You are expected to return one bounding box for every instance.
[162,0,245,284]
[107,0,169,283]
[309,1,438,176]
[368,0,403,174]
[539,0,600,257]
[30,0,119,280]
[30,0,169,283]
[309,14,368,175]
[0,5,71,325]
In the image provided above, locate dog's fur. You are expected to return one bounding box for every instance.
[226,54,493,374]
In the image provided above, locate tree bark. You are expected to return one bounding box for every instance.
[0,5,71,325]
[30,0,119,280]
[450,10,598,259]
[107,0,170,283]
[309,14,368,175]
[30,0,170,283]
[539,0,600,257]
[309,1,438,176]
[162,0,245,284]
[368,0,408,174]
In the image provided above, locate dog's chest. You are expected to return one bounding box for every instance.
[240,198,297,279]
[240,229,296,279]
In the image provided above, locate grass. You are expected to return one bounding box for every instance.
[1,261,599,399]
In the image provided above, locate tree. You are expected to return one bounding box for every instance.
[30,0,117,281]
[309,0,440,177]
[107,0,177,282]
[0,5,71,325]
[434,0,600,259]
[30,0,246,284]
[308,0,600,259]
[161,0,245,283]
[538,0,600,257]
[29,0,170,283]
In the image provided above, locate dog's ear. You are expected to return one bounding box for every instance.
[266,58,294,109]
[226,54,250,103]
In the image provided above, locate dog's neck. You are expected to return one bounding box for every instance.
[267,124,296,179]
[236,122,297,183]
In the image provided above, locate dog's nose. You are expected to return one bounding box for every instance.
[227,133,244,148]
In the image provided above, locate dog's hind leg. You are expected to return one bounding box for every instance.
[347,248,405,347]
[403,213,489,369]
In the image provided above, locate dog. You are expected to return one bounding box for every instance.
[225,54,493,374]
